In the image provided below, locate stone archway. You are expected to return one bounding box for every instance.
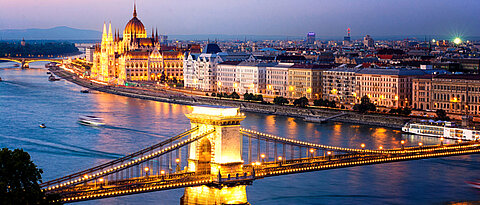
[197,138,212,174]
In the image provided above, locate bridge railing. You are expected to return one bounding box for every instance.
[41,127,213,191]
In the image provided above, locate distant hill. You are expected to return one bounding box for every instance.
[0,26,101,40]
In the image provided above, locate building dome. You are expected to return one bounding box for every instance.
[123,4,146,39]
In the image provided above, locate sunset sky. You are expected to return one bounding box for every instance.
[0,0,479,37]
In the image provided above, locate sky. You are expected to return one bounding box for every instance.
[0,0,479,37]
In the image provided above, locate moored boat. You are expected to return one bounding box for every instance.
[78,116,105,126]
[48,74,60,81]
[304,116,326,123]
[39,124,46,128]
[80,89,89,93]
[402,120,480,141]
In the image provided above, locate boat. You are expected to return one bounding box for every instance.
[467,180,480,189]
[402,120,480,141]
[39,124,46,128]
[48,74,60,81]
[304,116,326,123]
[80,89,90,93]
[78,116,105,126]
[46,71,51,74]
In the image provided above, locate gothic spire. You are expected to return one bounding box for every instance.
[133,1,137,17]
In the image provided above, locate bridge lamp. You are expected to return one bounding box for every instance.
[176,158,180,163]
[379,146,383,150]
[83,174,88,179]
[144,167,149,172]
[440,137,444,146]
[418,142,423,147]
[458,139,462,143]
[361,143,366,149]
[98,178,104,182]
[160,170,165,175]
[255,162,261,166]
[278,156,283,161]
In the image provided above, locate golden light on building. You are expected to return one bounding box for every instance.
[331,89,338,95]
[267,84,272,90]
[289,85,294,91]
[306,87,312,93]
[394,95,399,101]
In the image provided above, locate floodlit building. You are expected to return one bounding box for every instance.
[216,61,265,94]
[91,3,184,84]
[287,64,326,99]
[265,63,291,97]
[322,66,361,105]
[355,68,426,108]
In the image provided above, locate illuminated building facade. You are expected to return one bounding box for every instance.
[355,68,425,108]
[414,75,480,116]
[287,65,324,99]
[322,66,360,105]
[216,61,266,94]
[265,63,290,97]
[91,4,183,84]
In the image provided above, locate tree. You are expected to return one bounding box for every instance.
[274,97,289,105]
[353,95,376,113]
[253,94,264,102]
[293,97,309,107]
[244,93,253,101]
[435,109,450,121]
[0,148,60,204]
[230,92,240,99]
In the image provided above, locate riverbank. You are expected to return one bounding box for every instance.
[49,66,410,129]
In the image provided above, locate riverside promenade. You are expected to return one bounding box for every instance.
[49,67,409,128]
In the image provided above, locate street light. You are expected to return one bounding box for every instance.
[278,156,283,165]
[361,143,366,149]
[309,148,315,158]
[440,137,444,146]
[144,167,150,177]
[260,153,265,162]
[401,140,405,149]
[379,146,383,150]
[175,158,181,172]
[418,142,423,147]
[458,139,462,143]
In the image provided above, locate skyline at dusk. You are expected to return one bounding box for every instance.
[1,0,479,37]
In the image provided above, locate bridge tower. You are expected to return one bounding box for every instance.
[182,105,248,205]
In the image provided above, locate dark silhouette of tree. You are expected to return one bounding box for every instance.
[293,97,309,107]
[435,109,450,121]
[353,95,376,113]
[230,92,240,99]
[273,97,289,105]
[0,148,61,204]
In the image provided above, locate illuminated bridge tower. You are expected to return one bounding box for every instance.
[182,105,248,205]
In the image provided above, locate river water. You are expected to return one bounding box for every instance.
[1,63,479,205]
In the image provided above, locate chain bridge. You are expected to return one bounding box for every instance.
[41,106,480,204]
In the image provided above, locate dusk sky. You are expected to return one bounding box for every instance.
[0,0,479,37]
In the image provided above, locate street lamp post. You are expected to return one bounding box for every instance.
[261,153,265,163]
[309,148,315,158]
[175,158,181,172]
[401,140,405,150]
[440,137,444,146]
[144,167,150,177]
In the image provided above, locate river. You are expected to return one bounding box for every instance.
[1,62,479,205]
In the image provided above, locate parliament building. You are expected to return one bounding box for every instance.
[91,4,184,85]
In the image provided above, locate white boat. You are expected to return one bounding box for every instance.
[78,116,105,126]
[402,121,480,141]
[467,180,480,189]
[304,116,326,123]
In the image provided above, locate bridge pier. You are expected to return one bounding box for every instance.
[21,59,29,69]
[182,105,248,205]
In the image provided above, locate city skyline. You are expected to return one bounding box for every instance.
[1,0,479,37]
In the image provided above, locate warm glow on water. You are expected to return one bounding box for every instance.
[1,65,479,204]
